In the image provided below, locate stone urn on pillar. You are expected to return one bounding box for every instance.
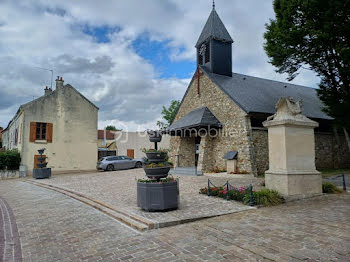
[137,130,179,212]
[263,97,322,199]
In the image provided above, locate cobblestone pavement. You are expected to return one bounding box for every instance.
[34,169,262,226]
[0,194,22,261]
[0,179,349,261]
[0,181,139,262]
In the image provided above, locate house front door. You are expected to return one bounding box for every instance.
[127,149,134,159]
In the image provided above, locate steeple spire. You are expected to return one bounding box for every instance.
[195,7,233,48]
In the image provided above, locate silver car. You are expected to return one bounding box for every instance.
[97,156,145,171]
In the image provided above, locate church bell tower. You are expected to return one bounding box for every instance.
[196,3,233,77]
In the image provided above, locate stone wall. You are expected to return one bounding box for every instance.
[0,170,24,179]
[315,132,350,168]
[251,128,350,174]
[170,70,254,173]
[251,128,269,175]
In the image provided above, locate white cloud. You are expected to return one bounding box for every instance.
[0,0,320,131]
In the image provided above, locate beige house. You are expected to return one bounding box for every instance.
[115,131,170,159]
[166,7,350,175]
[2,77,98,175]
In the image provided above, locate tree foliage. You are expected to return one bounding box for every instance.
[105,125,120,131]
[264,0,350,129]
[157,100,181,129]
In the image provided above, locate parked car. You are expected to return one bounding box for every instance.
[97,156,145,171]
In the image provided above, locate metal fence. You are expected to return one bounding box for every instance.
[206,179,254,206]
[323,174,348,191]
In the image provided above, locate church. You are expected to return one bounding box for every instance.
[166,5,350,175]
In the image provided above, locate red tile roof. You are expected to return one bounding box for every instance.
[98,130,115,140]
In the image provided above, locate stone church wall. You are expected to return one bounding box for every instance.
[170,71,255,173]
[315,132,350,169]
[251,128,269,175]
[251,128,350,174]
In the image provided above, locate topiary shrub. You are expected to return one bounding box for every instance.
[322,182,342,194]
[243,189,284,207]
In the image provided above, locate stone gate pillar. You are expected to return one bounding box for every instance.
[263,97,322,199]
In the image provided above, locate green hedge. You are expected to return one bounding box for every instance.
[0,150,21,170]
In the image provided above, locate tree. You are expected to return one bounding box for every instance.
[105,125,119,131]
[264,0,350,149]
[157,100,181,129]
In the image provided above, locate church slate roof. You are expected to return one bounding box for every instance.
[200,66,332,120]
[195,8,233,47]
[167,106,222,132]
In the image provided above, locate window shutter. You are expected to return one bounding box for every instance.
[29,122,36,142]
[47,123,53,143]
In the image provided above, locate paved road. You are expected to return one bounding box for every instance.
[0,180,349,261]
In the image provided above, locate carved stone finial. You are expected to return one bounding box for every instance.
[267,97,306,121]
[264,97,318,127]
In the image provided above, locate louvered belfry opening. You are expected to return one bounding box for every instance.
[204,41,210,63]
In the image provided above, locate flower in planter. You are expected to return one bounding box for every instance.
[141,148,169,154]
[138,175,176,184]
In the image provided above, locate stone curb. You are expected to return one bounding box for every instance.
[25,181,152,232]
[0,195,22,261]
[25,180,257,232]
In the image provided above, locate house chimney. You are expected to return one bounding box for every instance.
[44,86,52,95]
[55,76,64,89]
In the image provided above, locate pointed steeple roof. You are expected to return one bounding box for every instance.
[195,8,233,47]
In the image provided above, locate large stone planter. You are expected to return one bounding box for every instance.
[33,168,51,179]
[137,181,179,211]
[144,166,171,180]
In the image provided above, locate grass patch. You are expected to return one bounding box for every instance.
[243,189,284,207]
[322,182,343,193]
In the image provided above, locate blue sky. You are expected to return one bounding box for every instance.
[83,25,196,79]
[132,37,196,79]
[0,0,321,131]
